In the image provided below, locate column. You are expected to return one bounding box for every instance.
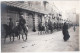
[32,13,36,32]
[34,13,38,31]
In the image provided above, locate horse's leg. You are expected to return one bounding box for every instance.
[45,29,46,34]
[46,29,47,34]
[19,34,20,40]
[50,30,51,34]
[43,31,44,34]
[4,37,6,43]
[45,28,47,34]
[22,33,23,39]
[38,31,39,35]
[17,35,18,39]
[46,29,48,34]
[49,30,50,34]
[25,32,27,40]
[21,30,23,39]
[38,31,40,34]
[40,31,41,35]
[22,31,24,41]
[13,34,14,41]
[41,31,42,35]
[22,34,24,41]
[51,29,52,33]
[4,34,7,43]
[48,30,49,34]
[43,30,44,34]
[16,33,19,40]
[10,35,11,41]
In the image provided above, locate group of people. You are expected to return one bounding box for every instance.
[3,13,72,43]
[38,19,71,41]
[38,20,65,34]
[3,13,28,43]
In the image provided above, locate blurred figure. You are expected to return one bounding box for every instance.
[9,18,14,41]
[18,14,27,40]
[26,25,28,35]
[73,25,76,32]
[9,18,13,31]
[48,19,53,34]
[62,22,70,41]
[38,22,42,35]
[26,25,28,32]
[14,21,19,37]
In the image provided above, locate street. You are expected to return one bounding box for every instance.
[1,27,79,52]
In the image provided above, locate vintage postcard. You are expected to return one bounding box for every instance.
[1,0,80,52]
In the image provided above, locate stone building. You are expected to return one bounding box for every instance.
[1,1,63,38]
[1,1,51,37]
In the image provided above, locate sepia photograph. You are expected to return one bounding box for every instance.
[1,0,80,52]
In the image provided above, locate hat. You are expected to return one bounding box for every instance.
[9,18,12,20]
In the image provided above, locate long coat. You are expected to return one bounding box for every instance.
[62,22,70,41]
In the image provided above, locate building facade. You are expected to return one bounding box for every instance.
[1,1,51,37]
[1,1,64,37]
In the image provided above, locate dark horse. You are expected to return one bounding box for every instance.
[38,23,45,35]
[3,24,15,43]
[48,21,53,34]
[3,24,28,43]
[18,24,28,41]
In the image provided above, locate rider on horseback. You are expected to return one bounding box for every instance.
[19,14,26,32]
[9,18,14,41]
[18,13,28,40]
[9,18,13,31]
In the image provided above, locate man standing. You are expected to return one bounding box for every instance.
[62,22,70,41]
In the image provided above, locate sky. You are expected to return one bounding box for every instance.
[48,1,79,13]
[48,0,79,22]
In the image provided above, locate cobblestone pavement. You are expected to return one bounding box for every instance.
[1,27,79,52]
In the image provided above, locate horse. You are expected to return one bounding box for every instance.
[45,25,49,34]
[48,22,53,34]
[3,24,28,43]
[17,25,28,41]
[3,24,15,43]
[38,23,45,35]
[41,25,45,34]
